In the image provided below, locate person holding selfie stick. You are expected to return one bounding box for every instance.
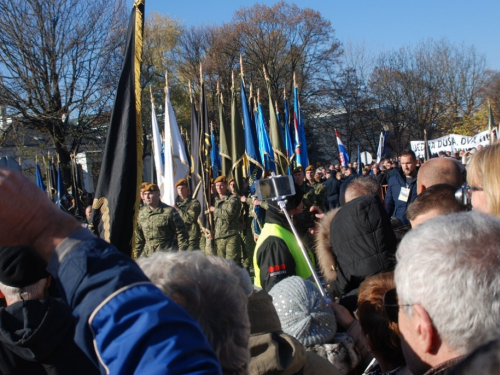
[252,175,324,296]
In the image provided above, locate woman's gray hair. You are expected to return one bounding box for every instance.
[395,212,500,354]
[137,251,250,374]
[206,256,253,296]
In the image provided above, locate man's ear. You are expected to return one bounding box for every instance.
[413,304,439,354]
[417,184,426,195]
[0,290,4,299]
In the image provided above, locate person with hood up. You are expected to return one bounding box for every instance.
[0,246,99,375]
[315,194,397,313]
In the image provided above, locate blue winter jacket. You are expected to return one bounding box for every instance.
[384,170,417,225]
[47,229,222,375]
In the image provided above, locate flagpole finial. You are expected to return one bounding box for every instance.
[275,100,279,113]
[232,70,235,90]
[165,71,169,95]
[217,79,220,95]
[250,82,253,99]
[293,72,297,88]
[283,86,287,99]
[199,63,203,84]
[257,88,260,103]
[240,54,244,77]
[263,65,269,81]
[149,86,154,103]
[188,80,193,103]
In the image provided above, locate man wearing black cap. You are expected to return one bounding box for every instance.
[0,246,99,375]
[252,185,316,291]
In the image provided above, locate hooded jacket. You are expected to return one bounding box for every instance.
[0,298,99,375]
[315,195,397,301]
[248,289,342,375]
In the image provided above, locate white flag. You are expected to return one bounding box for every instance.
[151,102,165,192]
[376,132,385,164]
[163,85,189,205]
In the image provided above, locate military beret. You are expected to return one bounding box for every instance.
[214,176,227,184]
[0,246,50,288]
[228,178,235,185]
[175,178,188,188]
[143,183,160,192]
[305,165,314,172]
[140,182,150,192]
[292,167,303,174]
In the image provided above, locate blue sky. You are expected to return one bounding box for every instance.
[131,0,500,70]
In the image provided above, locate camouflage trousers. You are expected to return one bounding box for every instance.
[240,228,256,269]
[215,235,241,264]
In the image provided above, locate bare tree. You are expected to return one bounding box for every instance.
[0,0,126,183]
[369,39,489,152]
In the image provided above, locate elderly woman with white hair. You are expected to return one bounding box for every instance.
[137,251,251,375]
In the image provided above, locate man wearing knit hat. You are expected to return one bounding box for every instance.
[0,246,99,374]
[174,179,201,251]
[135,183,189,257]
[209,176,242,262]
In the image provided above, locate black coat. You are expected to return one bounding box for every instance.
[0,298,99,375]
[328,195,397,301]
[322,177,342,210]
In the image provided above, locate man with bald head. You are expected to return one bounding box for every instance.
[416,157,463,195]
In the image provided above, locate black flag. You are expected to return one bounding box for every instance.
[91,0,145,257]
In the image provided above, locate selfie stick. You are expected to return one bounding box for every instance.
[269,177,330,301]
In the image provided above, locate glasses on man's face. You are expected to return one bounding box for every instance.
[383,288,413,324]
[455,184,483,205]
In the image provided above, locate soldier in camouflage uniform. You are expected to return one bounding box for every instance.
[174,178,201,251]
[302,165,326,212]
[292,167,320,250]
[135,183,189,258]
[209,176,241,263]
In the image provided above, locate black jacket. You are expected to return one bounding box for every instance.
[329,195,397,300]
[0,298,99,375]
[322,177,342,210]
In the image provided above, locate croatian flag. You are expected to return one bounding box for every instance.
[335,129,349,167]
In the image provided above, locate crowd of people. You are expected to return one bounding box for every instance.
[0,142,499,374]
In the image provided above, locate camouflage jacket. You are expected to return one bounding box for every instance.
[213,193,241,239]
[176,196,201,250]
[135,202,189,257]
[300,181,325,212]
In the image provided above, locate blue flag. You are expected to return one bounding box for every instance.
[241,78,263,189]
[210,127,220,178]
[283,97,293,175]
[56,164,66,210]
[257,103,275,172]
[241,79,264,234]
[293,86,309,167]
[35,162,46,191]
